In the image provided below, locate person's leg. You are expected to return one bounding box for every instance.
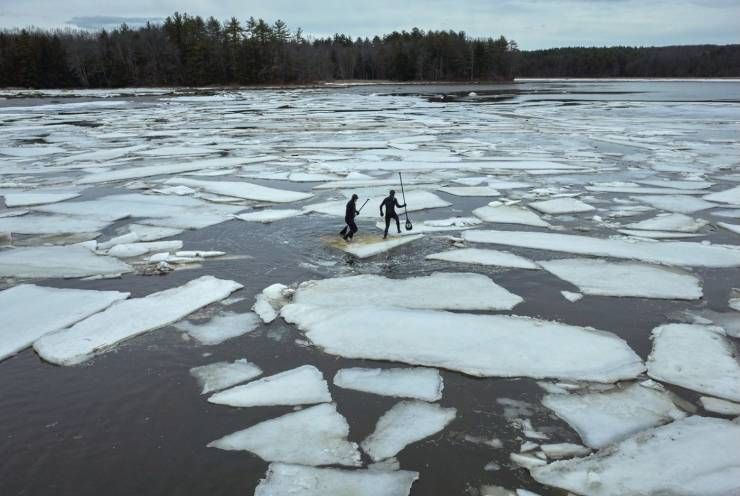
[393,213,401,233]
[348,220,358,240]
[384,216,391,239]
[339,224,348,237]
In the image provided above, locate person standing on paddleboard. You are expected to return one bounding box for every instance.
[340,194,360,241]
[380,190,406,239]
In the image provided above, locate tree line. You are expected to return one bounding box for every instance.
[0,12,738,89]
[0,12,514,88]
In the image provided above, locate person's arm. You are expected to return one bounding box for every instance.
[395,199,406,208]
[380,200,384,217]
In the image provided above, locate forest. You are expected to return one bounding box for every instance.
[0,12,738,88]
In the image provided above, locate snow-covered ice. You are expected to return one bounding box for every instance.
[700,396,740,416]
[560,291,583,302]
[208,365,331,407]
[539,258,702,299]
[333,367,443,401]
[624,213,707,233]
[704,185,740,205]
[462,230,740,267]
[234,209,304,223]
[77,157,247,184]
[647,324,740,402]
[426,248,539,269]
[539,443,590,459]
[0,245,132,279]
[281,305,644,382]
[531,416,740,496]
[633,195,716,214]
[165,177,313,203]
[253,283,292,323]
[292,273,522,311]
[107,241,183,258]
[2,192,80,207]
[175,311,261,345]
[437,186,500,197]
[0,284,128,361]
[336,234,423,258]
[33,276,242,365]
[190,359,263,394]
[541,383,686,448]
[254,463,418,496]
[529,198,595,215]
[208,403,361,466]
[472,204,550,228]
[361,401,456,461]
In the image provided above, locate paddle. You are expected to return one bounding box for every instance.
[398,172,413,231]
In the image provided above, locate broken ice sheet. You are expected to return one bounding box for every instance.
[107,240,183,258]
[292,272,522,311]
[700,396,740,416]
[0,245,132,279]
[0,214,112,235]
[539,258,702,300]
[624,212,707,233]
[531,416,740,496]
[332,234,423,258]
[425,248,539,269]
[542,383,686,449]
[0,284,129,361]
[208,403,361,466]
[539,443,590,459]
[281,305,644,382]
[77,157,247,184]
[2,192,80,207]
[333,367,443,401]
[633,194,716,214]
[189,359,262,394]
[304,190,449,217]
[253,283,292,323]
[361,400,456,461]
[437,186,500,197]
[647,324,740,402]
[208,365,331,407]
[33,276,242,365]
[234,209,304,223]
[473,203,550,228]
[529,198,595,215]
[175,311,261,345]
[254,463,418,496]
[166,177,313,203]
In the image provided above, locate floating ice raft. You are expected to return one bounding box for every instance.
[0,245,133,279]
[328,234,424,258]
[333,367,444,401]
[426,248,539,269]
[166,177,313,203]
[281,305,644,382]
[190,359,262,394]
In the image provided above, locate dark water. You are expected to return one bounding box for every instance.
[1,81,739,496]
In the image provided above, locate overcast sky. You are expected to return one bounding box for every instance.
[1,0,738,50]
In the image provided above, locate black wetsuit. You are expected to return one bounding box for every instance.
[380,196,405,238]
[340,198,359,240]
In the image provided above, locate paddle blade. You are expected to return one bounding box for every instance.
[405,219,413,231]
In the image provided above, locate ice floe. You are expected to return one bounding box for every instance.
[0,245,132,279]
[539,443,590,459]
[426,248,539,269]
[633,195,716,213]
[77,157,247,184]
[0,214,111,235]
[33,276,242,365]
[437,186,500,197]
[292,272,522,311]
[0,284,129,361]
[253,283,292,323]
[305,191,449,217]
[539,258,702,300]
[281,305,644,381]
[190,359,263,394]
[208,365,331,407]
[234,209,304,223]
[208,403,361,466]
[361,401,456,461]
[700,396,740,416]
[530,416,740,496]
[175,311,261,345]
[704,185,740,205]
[335,234,424,258]
[107,241,183,258]
[2,192,80,207]
[333,367,443,401]
[624,213,707,232]
[165,177,313,203]
[542,383,686,448]
[529,198,595,215]
[560,291,583,302]
[473,204,550,228]
[462,230,740,267]
[617,229,703,239]
[647,324,740,402]
[254,463,418,496]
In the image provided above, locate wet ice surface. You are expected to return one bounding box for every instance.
[1,81,740,495]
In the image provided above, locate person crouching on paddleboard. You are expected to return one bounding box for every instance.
[340,194,360,241]
[380,190,406,239]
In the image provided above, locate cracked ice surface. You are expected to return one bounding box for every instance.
[33,276,242,365]
[531,416,740,496]
[208,403,361,466]
[281,305,644,382]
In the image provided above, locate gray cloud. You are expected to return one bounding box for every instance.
[66,16,164,30]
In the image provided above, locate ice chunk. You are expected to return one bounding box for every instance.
[511,452,547,469]
[473,204,550,227]
[374,221,471,236]
[0,214,111,235]
[335,234,423,258]
[34,276,242,365]
[437,186,500,197]
[253,283,291,323]
[208,365,331,407]
[305,191,449,217]
[647,324,740,402]
[190,359,262,394]
[293,273,522,311]
[529,198,595,215]
[462,230,740,267]
[617,229,703,239]
[638,179,714,190]
[633,195,716,213]
[700,396,740,416]
[2,192,80,207]
[540,443,591,459]
[0,145,65,157]
[625,213,707,233]
[281,305,644,382]
[719,222,740,236]
[107,241,183,258]
[333,367,443,401]
[288,172,342,182]
[426,248,539,269]
[531,416,740,496]
[234,209,304,223]
[0,245,132,279]
[361,401,456,461]
[254,463,418,496]
[587,184,707,194]
[0,284,128,361]
[542,384,686,448]
[208,403,361,466]
[561,291,583,302]
[539,258,702,300]
[77,157,247,184]
[422,217,482,227]
[165,177,313,203]
[704,185,740,205]
[175,311,261,345]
